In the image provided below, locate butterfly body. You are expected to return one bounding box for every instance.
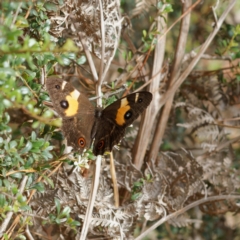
[46,77,152,155]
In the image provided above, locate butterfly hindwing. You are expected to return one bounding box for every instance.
[91,119,125,155]
[61,117,94,152]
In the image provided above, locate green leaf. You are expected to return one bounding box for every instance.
[117,68,124,73]
[143,30,147,38]
[3,233,9,240]
[31,131,36,141]
[61,206,70,217]
[54,198,61,215]
[42,150,53,160]
[105,95,117,106]
[133,181,143,187]
[18,137,24,148]
[17,194,26,203]
[76,55,86,65]
[69,220,81,227]
[30,182,45,192]
[3,179,10,188]
[157,2,163,9]
[44,1,58,11]
[20,141,32,154]
[55,218,61,224]
[60,39,78,52]
[111,81,115,89]
[0,194,6,207]
[9,140,17,149]
[3,99,12,108]
[22,70,36,81]
[50,118,62,127]
[57,55,71,65]
[163,3,173,13]
[15,16,29,28]
[42,175,54,188]
[131,192,142,201]
[9,172,22,179]
[32,121,40,129]
[12,186,18,194]
[20,205,31,211]
[42,110,53,118]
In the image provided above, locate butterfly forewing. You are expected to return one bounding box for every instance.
[92,92,152,155]
[46,77,95,118]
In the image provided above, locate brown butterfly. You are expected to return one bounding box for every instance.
[46,77,152,155]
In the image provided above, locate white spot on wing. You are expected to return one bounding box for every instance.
[61,81,67,90]
[135,93,139,102]
[120,98,129,107]
[71,89,81,100]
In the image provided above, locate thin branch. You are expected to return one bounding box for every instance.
[79,155,102,240]
[110,152,119,207]
[135,195,240,240]
[11,2,22,28]
[25,226,34,240]
[101,2,122,84]
[157,0,201,44]
[149,0,192,160]
[159,0,236,107]
[0,176,28,238]
[71,20,99,83]
[97,0,105,86]
[132,15,166,169]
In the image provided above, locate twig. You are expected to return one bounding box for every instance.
[19,75,39,100]
[71,20,99,83]
[25,226,34,240]
[135,68,167,92]
[97,0,105,87]
[159,0,236,107]
[132,15,166,169]
[24,4,32,19]
[149,0,192,160]
[10,2,22,28]
[77,1,108,238]
[2,160,65,239]
[157,0,201,44]
[135,195,240,240]
[110,152,119,207]
[79,155,102,240]
[0,176,28,238]
[211,0,220,26]
[101,2,122,84]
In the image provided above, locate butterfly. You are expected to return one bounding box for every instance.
[46,77,152,155]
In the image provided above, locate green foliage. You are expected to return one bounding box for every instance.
[103,95,117,106]
[47,198,80,228]
[131,174,152,201]
[0,189,31,220]
[142,28,159,52]
[131,178,144,200]
[0,1,82,235]
[215,24,240,58]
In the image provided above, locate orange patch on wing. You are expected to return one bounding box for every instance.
[115,98,130,126]
[65,90,80,116]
